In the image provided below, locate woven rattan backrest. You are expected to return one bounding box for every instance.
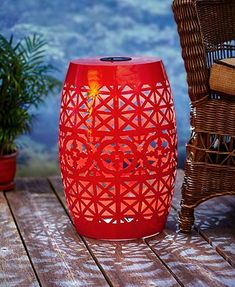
[172,0,235,101]
[196,0,235,66]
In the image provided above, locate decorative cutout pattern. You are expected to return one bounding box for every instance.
[59,81,177,239]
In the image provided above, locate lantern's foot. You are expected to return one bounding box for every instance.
[179,206,194,233]
[0,181,15,191]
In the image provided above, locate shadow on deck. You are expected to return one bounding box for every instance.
[0,170,235,286]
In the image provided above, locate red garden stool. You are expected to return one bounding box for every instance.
[59,56,177,240]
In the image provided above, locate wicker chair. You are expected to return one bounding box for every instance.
[172,0,235,232]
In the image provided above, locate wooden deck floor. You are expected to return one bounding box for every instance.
[0,170,235,287]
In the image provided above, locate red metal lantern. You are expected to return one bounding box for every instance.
[59,56,177,240]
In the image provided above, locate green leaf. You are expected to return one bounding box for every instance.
[0,33,61,155]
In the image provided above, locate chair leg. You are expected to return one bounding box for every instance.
[179,205,195,233]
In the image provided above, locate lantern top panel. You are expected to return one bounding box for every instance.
[70,56,162,67]
[65,56,167,86]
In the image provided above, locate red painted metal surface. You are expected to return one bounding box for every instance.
[59,56,177,239]
[0,152,17,190]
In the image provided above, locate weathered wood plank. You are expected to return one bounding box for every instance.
[173,171,235,267]
[85,238,180,287]
[49,177,181,287]
[6,179,109,287]
[50,175,235,287]
[195,196,235,267]
[48,177,66,207]
[146,209,235,287]
[0,192,39,287]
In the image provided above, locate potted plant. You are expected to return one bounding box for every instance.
[0,34,60,190]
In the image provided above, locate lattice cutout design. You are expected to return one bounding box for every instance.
[59,81,177,238]
[187,131,235,166]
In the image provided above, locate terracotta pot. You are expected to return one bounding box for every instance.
[0,151,17,191]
